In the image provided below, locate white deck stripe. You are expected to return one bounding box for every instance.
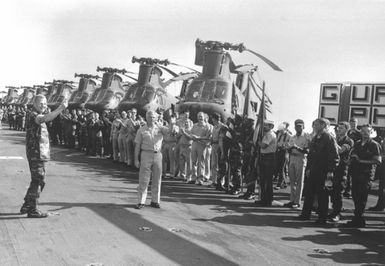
[0,156,24,159]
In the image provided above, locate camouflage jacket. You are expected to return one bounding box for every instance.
[26,110,50,161]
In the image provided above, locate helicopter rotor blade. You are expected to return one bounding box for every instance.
[245,48,283,72]
[156,65,178,77]
[171,72,199,82]
[121,73,138,82]
[169,62,200,74]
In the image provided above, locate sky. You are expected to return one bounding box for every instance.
[1,0,385,131]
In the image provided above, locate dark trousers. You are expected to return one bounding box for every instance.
[217,148,230,189]
[301,174,329,220]
[24,160,46,209]
[352,173,371,218]
[330,177,346,215]
[330,168,347,215]
[374,161,385,208]
[259,153,275,204]
[275,149,288,186]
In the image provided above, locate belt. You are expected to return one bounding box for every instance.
[260,152,275,158]
[290,153,305,157]
[212,141,219,144]
[141,150,160,153]
[164,141,177,143]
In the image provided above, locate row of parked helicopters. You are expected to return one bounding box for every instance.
[1,39,282,122]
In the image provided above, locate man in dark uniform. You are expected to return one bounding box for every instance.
[7,105,15,129]
[329,122,354,222]
[296,118,339,225]
[216,118,231,191]
[274,122,291,189]
[228,116,244,195]
[101,110,113,158]
[20,95,68,218]
[240,118,257,200]
[255,120,277,207]
[345,117,362,198]
[368,135,385,211]
[343,124,382,227]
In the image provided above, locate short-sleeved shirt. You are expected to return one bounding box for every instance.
[135,124,170,152]
[26,110,50,161]
[288,132,310,158]
[111,119,121,137]
[190,122,211,144]
[127,118,139,139]
[118,118,129,136]
[177,118,193,145]
[261,130,277,154]
[350,138,381,180]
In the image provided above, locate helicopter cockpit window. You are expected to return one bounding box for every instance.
[185,81,203,101]
[214,81,228,99]
[126,87,138,101]
[141,88,155,101]
[155,94,163,105]
[201,80,215,101]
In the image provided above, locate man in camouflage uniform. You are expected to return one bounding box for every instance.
[20,94,68,218]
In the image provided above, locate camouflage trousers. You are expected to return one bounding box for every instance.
[24,160,46,209]
[229,156,242,190]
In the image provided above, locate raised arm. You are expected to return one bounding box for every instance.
[35,100,68,124]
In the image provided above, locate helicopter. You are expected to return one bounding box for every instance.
[118,56,199,119]
[3,86,19,106]
[14,86,33,107]
[85,67,130,113]
[176,38,282,122]
[68,73,100,110]
[47,80,76,110]
[27,85,46,108]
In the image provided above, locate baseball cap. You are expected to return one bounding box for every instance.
[295,119,304,126]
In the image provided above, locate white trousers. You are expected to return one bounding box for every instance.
[137,151,162,204]
[288,156,306,205]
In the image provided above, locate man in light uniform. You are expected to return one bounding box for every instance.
[204,113,214,181]
[183,112,211,184]
[284,119,310,208]
[117,111,129,164]
[176,112,193,181]
[134,110,178,209]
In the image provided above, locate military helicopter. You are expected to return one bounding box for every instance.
[14,86,33,107]
[27,85,46,108]
[85,67,130,113]
[68,73,100,109]
[176,39,282,122]
[3,86,19,106]
[118,56,199,119]
[47,80,76,110]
